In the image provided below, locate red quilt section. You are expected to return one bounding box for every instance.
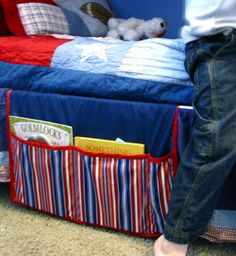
[0,36,71,66]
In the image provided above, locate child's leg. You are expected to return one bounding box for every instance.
[154,32,236,251]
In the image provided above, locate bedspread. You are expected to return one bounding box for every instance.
[0,35,194,182]
[0,35,194,105]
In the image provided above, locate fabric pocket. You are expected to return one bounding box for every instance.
[9,131,178,237]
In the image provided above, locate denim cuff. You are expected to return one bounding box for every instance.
[163,220,207,244]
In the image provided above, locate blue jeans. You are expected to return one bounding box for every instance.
[164,31,236,243]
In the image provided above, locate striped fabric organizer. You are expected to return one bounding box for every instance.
[9,132,177,237]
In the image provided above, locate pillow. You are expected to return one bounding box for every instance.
[2,0,113,36]
[0,4,11,35]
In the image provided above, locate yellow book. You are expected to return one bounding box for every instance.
[74,136,144,155]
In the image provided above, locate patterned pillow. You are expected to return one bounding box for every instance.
[2,0,113,36]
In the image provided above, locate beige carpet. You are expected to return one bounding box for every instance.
[1,183,236,256]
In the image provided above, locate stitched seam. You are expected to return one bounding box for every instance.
[172,163,210,238]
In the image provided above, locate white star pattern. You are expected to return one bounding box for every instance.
[75,43,114,63]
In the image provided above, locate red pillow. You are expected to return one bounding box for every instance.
[0,3,11,35]
[2,0,56,35]
[1,0,113,36]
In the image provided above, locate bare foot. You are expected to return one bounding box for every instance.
[153,235,188,256]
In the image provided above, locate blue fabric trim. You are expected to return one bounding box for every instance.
[0,88,8,151]
[209,210,236,229]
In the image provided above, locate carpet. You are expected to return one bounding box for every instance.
[1,183,236,256]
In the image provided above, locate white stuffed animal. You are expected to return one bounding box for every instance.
[107,17,167,41]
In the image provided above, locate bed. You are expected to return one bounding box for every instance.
[0,0,235,242]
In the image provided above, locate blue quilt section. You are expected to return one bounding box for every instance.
[0,61,194,105]
[52,37,191,85]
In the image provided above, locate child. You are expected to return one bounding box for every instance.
[154,1,236,255]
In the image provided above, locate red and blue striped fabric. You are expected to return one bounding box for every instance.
[0,36,71,67]
[10,133,175,236]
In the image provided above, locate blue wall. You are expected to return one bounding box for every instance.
[107,0,184,39]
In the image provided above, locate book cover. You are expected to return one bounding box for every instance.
[74,136,144,155]
[9,115,73,146]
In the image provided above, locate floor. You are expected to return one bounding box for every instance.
[1,183,236,256]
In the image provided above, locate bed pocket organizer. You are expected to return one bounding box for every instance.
[8,110,180,238]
